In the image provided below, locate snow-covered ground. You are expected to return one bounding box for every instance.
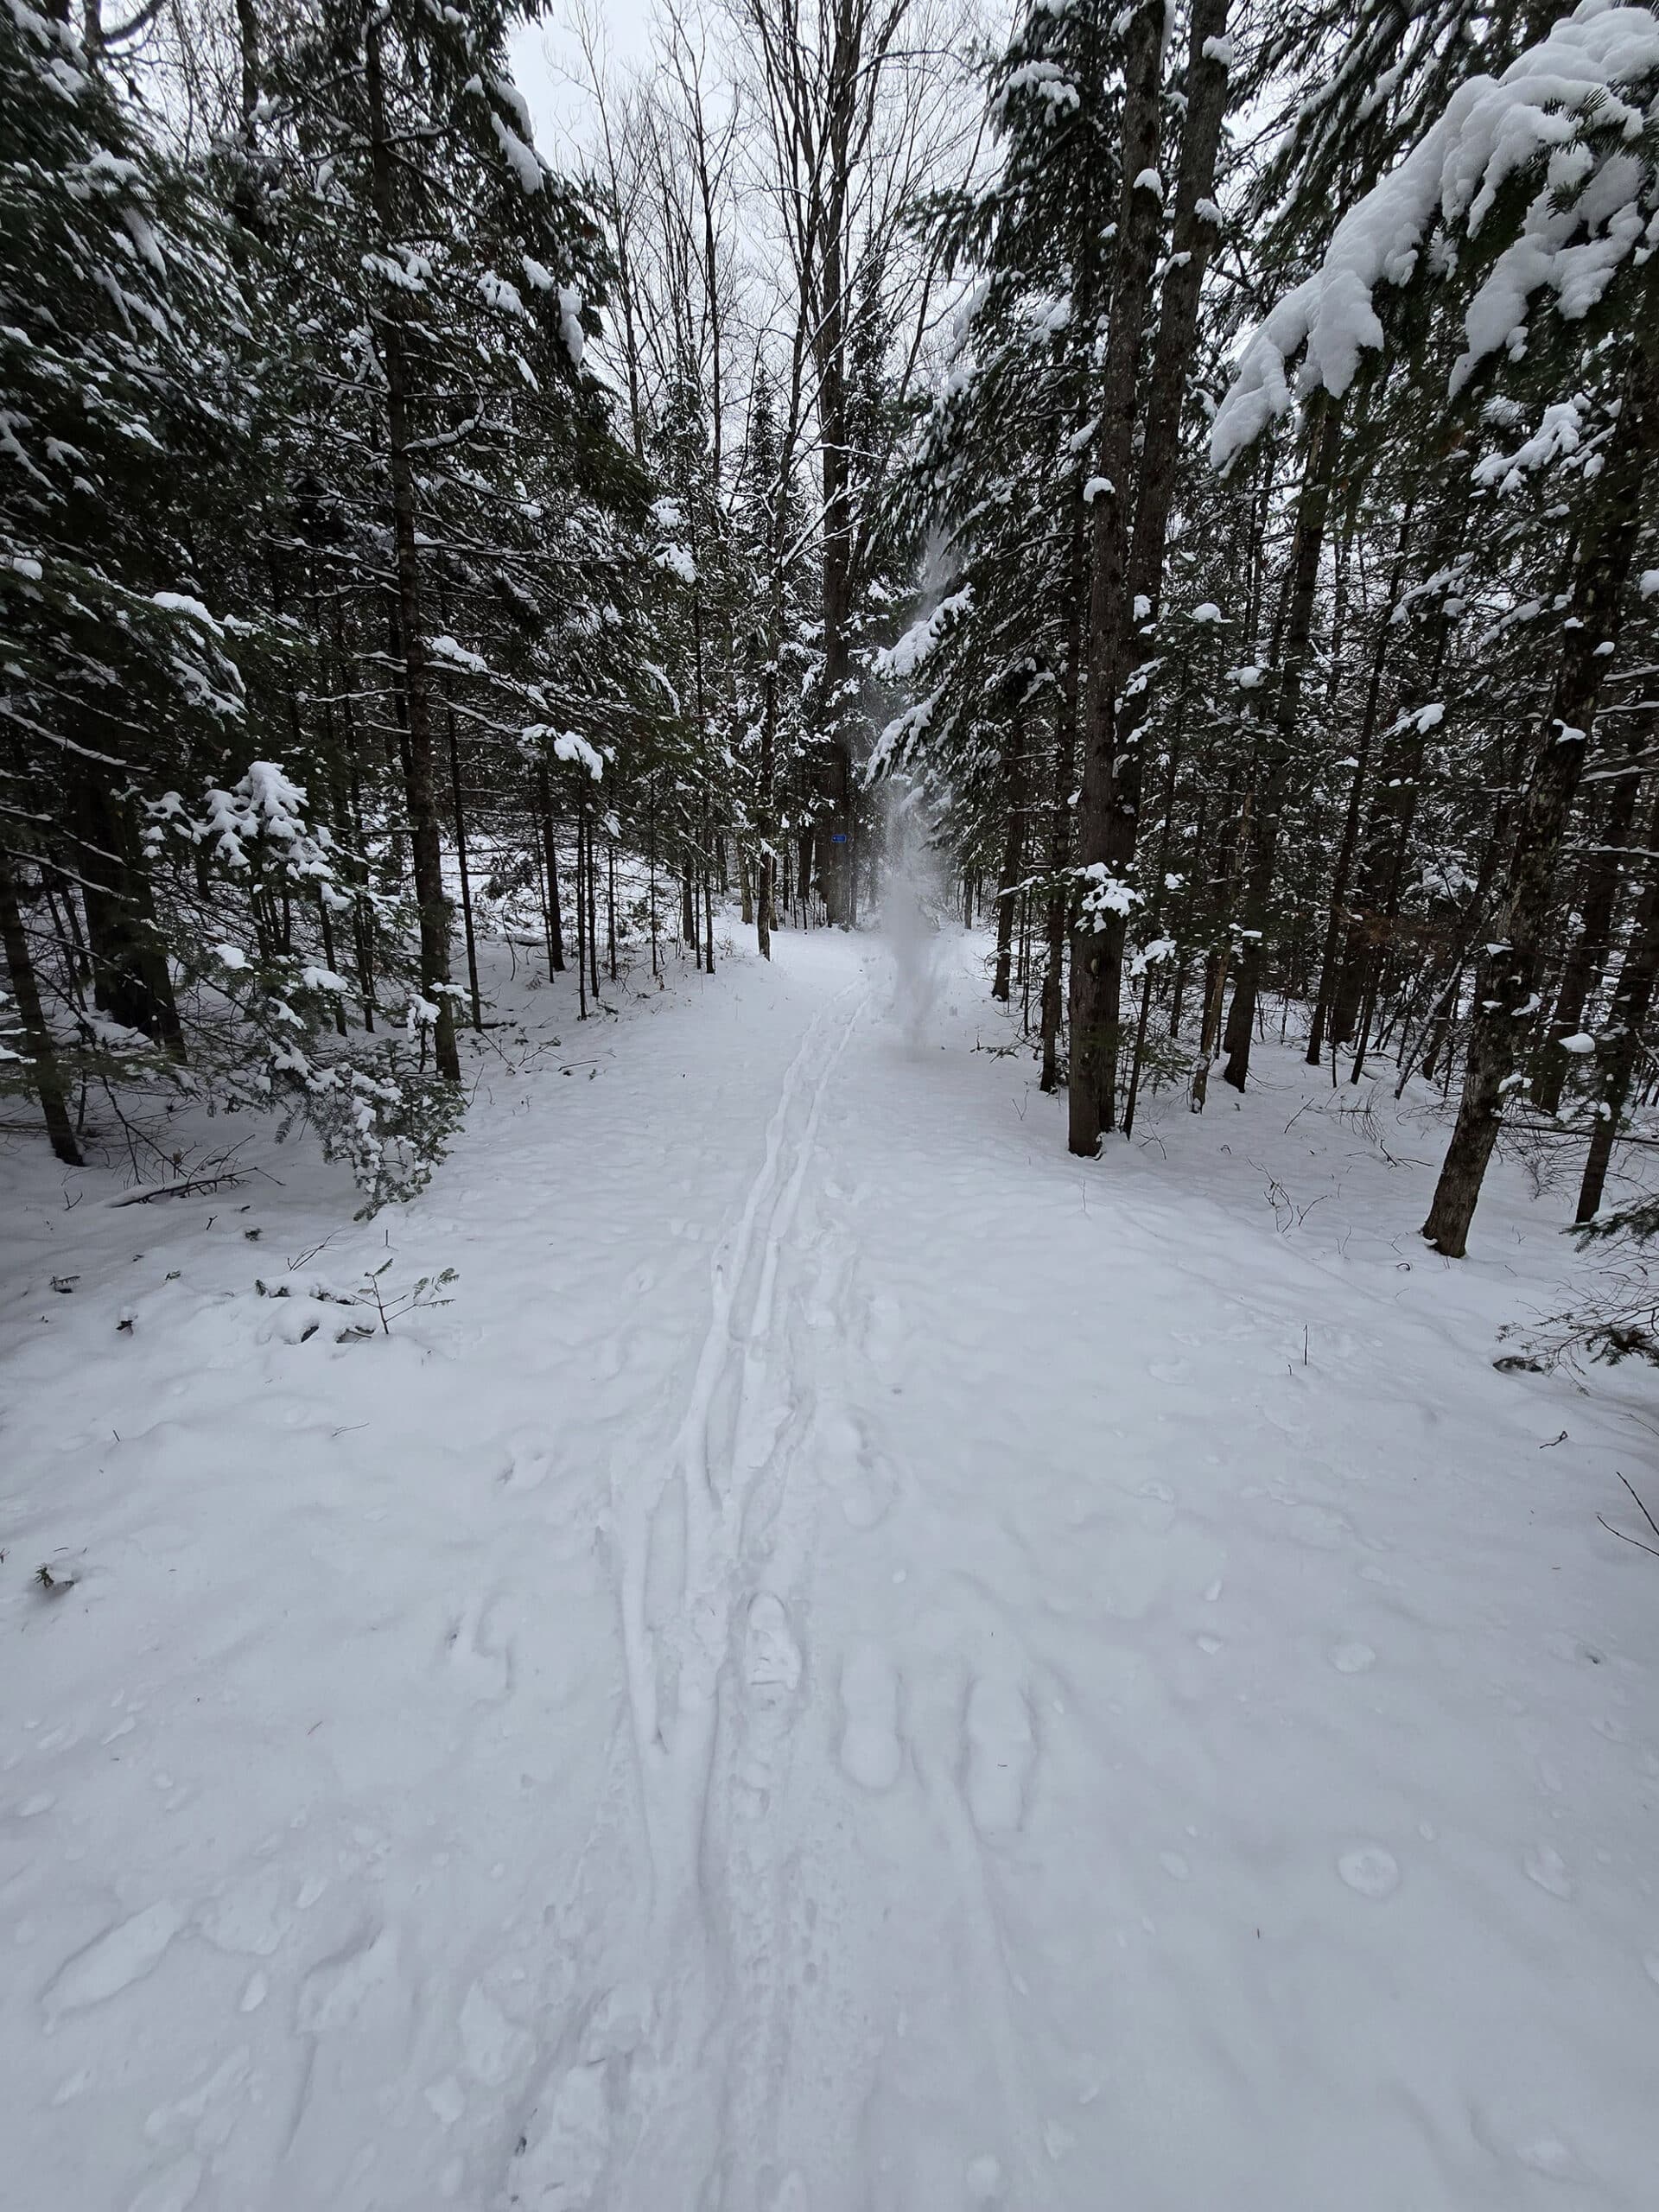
[4,921,1657,2212]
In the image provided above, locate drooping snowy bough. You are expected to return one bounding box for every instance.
[1211,0,1659,474]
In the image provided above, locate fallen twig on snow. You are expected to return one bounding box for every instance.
[1598,1471,1659,1560]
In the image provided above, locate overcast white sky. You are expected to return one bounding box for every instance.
[508,1,661,162]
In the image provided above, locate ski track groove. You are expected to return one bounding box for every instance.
[508,975,867,2208]
[707,1225,864,2212]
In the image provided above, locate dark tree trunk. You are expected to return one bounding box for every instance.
[73,775,184,1057]
[0,849,81,1164]
[1040,503,1086,1094]
[648,782,660,981]
[815,34,857,929]
[537,760,566,975]
[575,810,588,1020]
[753,640,776,958]
[1424,330,1659,1255]
[702,858,715,975]
[1308,502,1414,1065]
[991,734,1028,1002]
[607,841,619,982]
[365,23,458,1082]
[1065,0,1165,1154]
[1576,779,1659,1222]
[1067,0,1230,1147]
[1223,390,1343,1091]
[445,702,481,1029]
[588,807,601,998]
[1534,747,1644,1114]
[1122,715,1186,1141]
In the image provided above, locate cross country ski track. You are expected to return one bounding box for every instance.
[505,975,879,2211]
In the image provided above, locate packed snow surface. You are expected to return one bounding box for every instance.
[3,926,1656,2211]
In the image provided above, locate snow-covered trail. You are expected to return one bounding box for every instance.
[5,926,1657,2212]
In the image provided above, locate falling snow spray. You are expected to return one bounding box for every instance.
[877,779,947,1047]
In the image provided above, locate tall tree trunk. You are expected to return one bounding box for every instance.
[0,849,81,1165]
[648,783,660,981]
[815,25,857,929]
[445,702,481,1029]
[1040,504,1086,1094]
[1575,777,1659,1222]
[1065,0,1165,1154]
[365,21,459,1084]
[576,810,588,1020]
[1308,502,1414,1065]
[1423,330,1659,1256]
[702,816,715,977]
[73,774,184,1057]
[537,759,566,975]
[607,841,619,982]
[588,805,601,998]
[1065,0,1229,1146]
[1223,389,1343,1091]
[991,734,1028,1002]
[1533,747,1644,1114]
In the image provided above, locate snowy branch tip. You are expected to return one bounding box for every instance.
[1211,2,1659,476]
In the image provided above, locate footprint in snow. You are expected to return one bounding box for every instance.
[1337,1847,1399,1899]
[499,1440,554,1494]
[461,1980,529,2086]
[578,1980,653,2063]
[1471,2104,1584,2183]
[444,1598,514,1703]
[296,1923,399,2034]
[197,1865,294,1958]
[143,2045,250,2145]
[125,2154,206,2212]
[1515,2136,1578,2178]
[839,1645,902,1791]
[1285,1502,1352,1550]
[426,2075,467,2130]
[746,1592,803,1700]
[965,2152,1006,2203]
[499,1980,649,2208]
[504,2060,611,2210]
[820,1409,896,1530]
[860,1292,910,1379]
[1524,1842,1574,1899]
[963,1675,1036,1837]
[42,1900,184,2022]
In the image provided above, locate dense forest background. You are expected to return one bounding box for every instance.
[3,0,1657,1320]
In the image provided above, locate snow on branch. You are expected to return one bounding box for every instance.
[522,723,604,780]
[1211,1,1659,474]
[874,587,972,682]
[491,111,544,197]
